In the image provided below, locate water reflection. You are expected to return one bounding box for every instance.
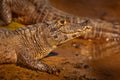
[76,39,120,61]
[90,40,120,60]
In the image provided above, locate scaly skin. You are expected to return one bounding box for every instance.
[0,18,92,74]
[0,0,120,41]
[0,0,73,25]
[0,17,120,74]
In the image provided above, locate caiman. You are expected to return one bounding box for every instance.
[0,0,120,74]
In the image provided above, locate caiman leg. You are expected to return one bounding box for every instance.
[16,49,60,74]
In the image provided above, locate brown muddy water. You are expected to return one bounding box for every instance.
[0,0,120,80]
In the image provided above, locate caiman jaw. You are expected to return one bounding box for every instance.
[59,26,92,34]
[56,26,92,45]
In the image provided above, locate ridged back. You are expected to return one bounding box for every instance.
[0,28,13,39]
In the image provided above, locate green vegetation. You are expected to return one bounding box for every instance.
[1,22,24,30]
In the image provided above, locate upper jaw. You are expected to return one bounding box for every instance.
[59,25,92,34]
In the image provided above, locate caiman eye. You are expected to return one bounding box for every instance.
[57,19,67,26]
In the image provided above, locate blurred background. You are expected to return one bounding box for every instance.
[50,0,120,22]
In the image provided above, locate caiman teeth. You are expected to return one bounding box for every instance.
[113,37,120,41]
[106,37,120,41]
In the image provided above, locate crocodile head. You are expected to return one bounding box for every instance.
[44,17,92,46]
